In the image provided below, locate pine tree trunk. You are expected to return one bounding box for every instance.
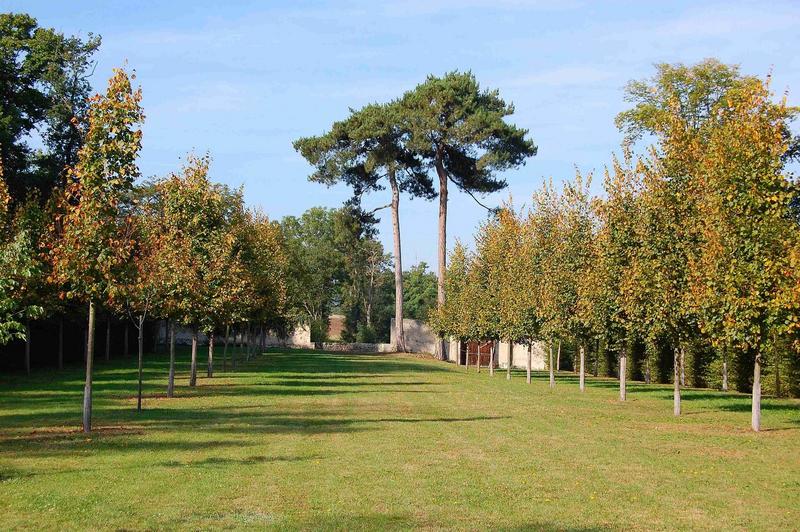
[207,331,214,378]
[556,339,561,371]
[24,319,31,375]
[752,350,762,432]
[619,342,627,402]
[105,318,111,361]
[83,301,96,433]
[389,172,406,353]
[189,328,198,387]
[167,320,176,398]
[506,342,512,380]
[526,343,532,384]
[124,323,129,358]
[137,315,144,412]
[58,318,63,370]
[549,342,555,389]
[673,346,681,416]
[579,344,585,392]
[223,324,229,372]
[435,153,448,361]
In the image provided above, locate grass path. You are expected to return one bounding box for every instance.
[0,349,798,530]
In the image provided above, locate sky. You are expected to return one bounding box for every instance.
[5,0,800,268]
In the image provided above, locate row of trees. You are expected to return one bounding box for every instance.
[430,60,800,432]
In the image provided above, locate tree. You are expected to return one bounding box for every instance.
[49,67,144,433]
[690,77,797,431]
[0,13,100,202]
[294,102,434,351]
[403,262,437,321]
[400,71,536,358]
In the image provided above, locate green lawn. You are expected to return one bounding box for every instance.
[0,349,798,531]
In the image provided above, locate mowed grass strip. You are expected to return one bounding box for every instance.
[0,348,798,530]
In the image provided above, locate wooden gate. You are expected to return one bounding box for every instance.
[465,341,494,367]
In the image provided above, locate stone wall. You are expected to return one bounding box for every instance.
[390,318,438,354]
[156,322,313,349]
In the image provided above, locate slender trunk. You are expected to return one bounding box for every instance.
[105,318,111,361]
[489,343,495,377]
[167,320,176,397]
[556,339,561,371]
[506,342,512,380]
[775,348,781,398]
[619,342,627,402]
[83,301,96,433]
[594,339,600,377]
[680,347,685,387]
[476,343,480,373]
[137,315,144,412]
[526,343,532,384]
[435,153,448,361]
[673,346,681,416]
[189,328,198,387]
[722,354,728,392]
[124,323,129,358]
[752,350,762,432]
[24,319,31,375]
[549,342,555,389]
[579,344,585,392]
[389,173,406,353]
[645,357,651,385]
[207,331,214,378]
[58,318,63,370]
[223,324,230,372]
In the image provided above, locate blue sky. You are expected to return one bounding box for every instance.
[5,0,800,267]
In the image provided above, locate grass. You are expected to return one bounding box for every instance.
[0,348,798,531]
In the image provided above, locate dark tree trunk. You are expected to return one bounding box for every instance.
[167,320,176,397]
[24,319,31,375]
[105,318,111,361]
[83,301,96,433]
[137,315,144,412]
[223,324,230,372]
[506,342,512,380]
[189,328,198,387]
[58,318,63,370]
[673,346,681,416]
[526,343,532,384]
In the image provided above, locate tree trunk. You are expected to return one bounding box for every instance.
[167,320,176,398]
[58,318,63,370]
[506,342,512,380]
[124,323,129,358]
[775,348,781,398]
[722,355,728,392]
[556,339,561,371]
[548,342,555,389]
[579,344,585,392]
[389,173,406,353]
[83,301,96,433]
[526,343,532,384]
[137,315,144,412]
[594,339,600,377]
[435,153,448,361]
[489,343,495,377]
[673,346,681,416]
[476,343,480,373]
[24,319,31,375]
[207,331,214,378]
[619,342,627,401]
[680,347,685,387]
[105,318,111,361]
[189,328,198,387]
[223,324,230,372]
[752,350,762,432]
